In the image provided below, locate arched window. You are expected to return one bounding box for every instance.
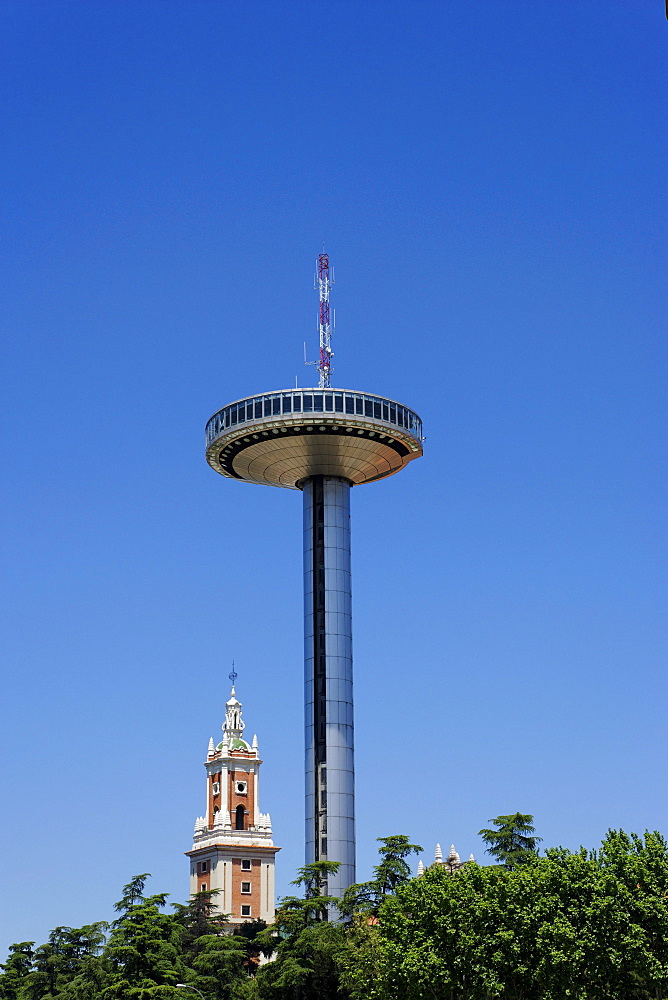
[235,804,245,830]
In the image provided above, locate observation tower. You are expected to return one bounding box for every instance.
[205,255,423,900]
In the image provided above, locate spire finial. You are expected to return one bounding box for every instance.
[224,676,245,739]
[229,661,238,689]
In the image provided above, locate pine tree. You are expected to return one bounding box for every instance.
[478,813,541,868]
[340,836,423,916]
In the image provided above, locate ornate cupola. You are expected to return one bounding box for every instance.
[224,687,245,741]
[185,682,280,925]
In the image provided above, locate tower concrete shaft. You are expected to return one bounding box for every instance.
[205,386,423,905]
[303,476,354,897]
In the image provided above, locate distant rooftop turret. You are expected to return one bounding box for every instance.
[419,840,475,875]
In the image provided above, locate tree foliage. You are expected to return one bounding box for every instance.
[0,876,250,1000]
[254,863,348,1000]
[340,836,422,917]
[478,812,542,869]
[343,829,668,1000]
[3,827,668,1000]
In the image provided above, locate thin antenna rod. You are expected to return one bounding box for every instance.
[316,252,334,388]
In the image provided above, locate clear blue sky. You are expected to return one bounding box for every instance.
[1,0,665,954]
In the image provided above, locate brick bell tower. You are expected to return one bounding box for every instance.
[185,684,280,925]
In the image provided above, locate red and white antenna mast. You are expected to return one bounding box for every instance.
[316,252,334,388]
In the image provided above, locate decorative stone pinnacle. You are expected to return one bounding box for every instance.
[224,684,245,738]
[434,843,443,863]
[417,860,424,876]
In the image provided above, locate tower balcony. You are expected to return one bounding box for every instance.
[205,388,423,489]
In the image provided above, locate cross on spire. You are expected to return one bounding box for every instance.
[229,661,238,687]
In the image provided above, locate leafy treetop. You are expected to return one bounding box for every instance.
[478,812,541,868]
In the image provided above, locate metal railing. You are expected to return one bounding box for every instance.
[206,389,422,447]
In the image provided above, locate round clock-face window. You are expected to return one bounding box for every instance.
[236,781,247,794]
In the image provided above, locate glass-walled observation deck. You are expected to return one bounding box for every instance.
[206,389,423,447]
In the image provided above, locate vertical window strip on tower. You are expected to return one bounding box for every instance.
[312,476,327,862]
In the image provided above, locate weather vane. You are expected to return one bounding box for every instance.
[229,661,238,686]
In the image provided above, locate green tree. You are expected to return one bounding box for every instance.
[478,812,541,869]
[596,829,668,999]
[231,921,270,975]
[187,933,248,1000]
[0,943,35,1000]
[56,952,112,1000]
[255,862,348,1000]
[172,889,229,961]
[255,923,348,1000]
[274,861,342,929]
[340,836,422,917]
[343,830,668,1000]
[102,873,187,998]
[115,875,152,912]
[21,924,108,1000]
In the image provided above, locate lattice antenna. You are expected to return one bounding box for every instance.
[316,252,334,387]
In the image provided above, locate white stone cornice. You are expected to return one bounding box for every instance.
[191,827,275,849]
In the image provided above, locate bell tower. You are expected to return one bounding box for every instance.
[185,685,280,924]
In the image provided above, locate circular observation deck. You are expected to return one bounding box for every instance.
[205,388,423,489]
